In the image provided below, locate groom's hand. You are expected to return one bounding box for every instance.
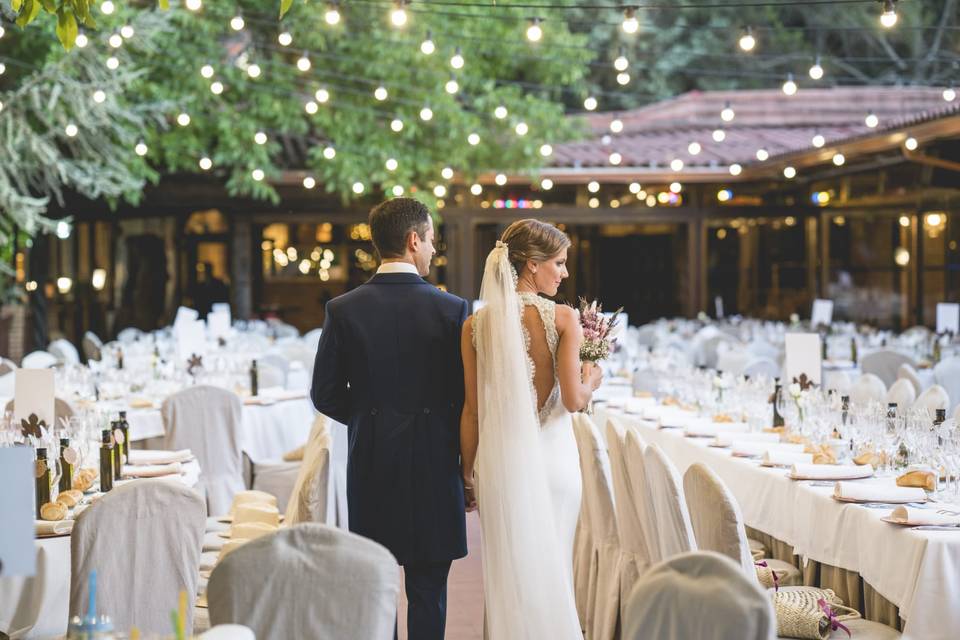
[463,476,478,512]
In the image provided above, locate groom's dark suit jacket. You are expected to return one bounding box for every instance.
[311,272,469,565]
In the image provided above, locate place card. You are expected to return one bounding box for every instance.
[936,303,959,335]
[0,447,36,576]
[211,302,232,326]
[14,369,55,428]
[784,332,822,385]
[207,310,231,340]
[811,299,834,327]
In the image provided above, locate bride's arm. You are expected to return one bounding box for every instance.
[459,315,479,510]
[555,305,603,412]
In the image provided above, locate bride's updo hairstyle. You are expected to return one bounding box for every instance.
[499,219,571,276]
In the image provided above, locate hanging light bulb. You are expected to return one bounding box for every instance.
[738,27,756,52]
[622,7,639,34]
[278,32,293,46]
[246,64,261,79]
[721,102,735,122]
[177,112,191,127]
[93,90,106,103]
[315,87,330,103]
[494,105,508,119]
[495,174,507,186]
[616,72,630,86]
[374,85,389,101]
[254,131,268,145]
[471,184,483,196]
[106,56,119,70]
[323,146,336,159]
[420,106,433,121]
[879,0,898,28]
[297,53,312,72]
[609,152,622,165]
[109,34,123,48]
[610,119,623,133]
[185,0,201,10]
[670,158,684,171]
[211,81,224,95]
[688,141,701,155]
[583,96,598,111]
[441,167,454,179]
[420,31,435,55]
[450,48,464,69]
[199,157,212,170]
[729,163,743,176]
[943,87,957,102]
[833,153,845,166]
[755,148,769,161]
[809,57,824,80]
[100,0,115,15]
[325,2,341,25]
[541,178,554,190]
[390,1,408,28]
[230,14,245,31]
[134,141,148,156]
[540,144,553,157]
[812,133,825,148]
[432,185,447,198]
[75,33,88,47]
[587,181,600,193]
[305,101,318,114]
[515,122,528,136]
[445,77,459,94]
[783,166,797,179]
[526,18,543,43]
[391,184,404,197]
[200,64,215,79]
[629,182,641,193]
[712,129,726,142]
[391,118,404,132]
[865,112,879,128]
[353,182,365,194]
[904,136,918,151]
[782,73,798,96]
[120,25,134,39]
[385,158,398,171]
[468,133,480,146]
[614,48,629,72]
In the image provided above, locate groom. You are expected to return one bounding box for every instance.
[311,198,469,639]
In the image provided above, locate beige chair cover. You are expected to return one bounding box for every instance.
[682,463,754,575]
[48,339,80,365]
[70,480,205,635]
[850,373,887,407]
[897,363,924,397]
[284,415,336,525]
[0,356,16,376]
[914,384,950,415]
[861,350,915,388]
[571,413,622,640]
[208,524,399,639]
[934,357,960,412]
[20,350,58,369]
[643,444,697,559]
[622,551,775,640]
[622,428,661,565]
[82,331,103,362]
[884,378,916,411]
[605,418,654,622]
[160,385,244,515]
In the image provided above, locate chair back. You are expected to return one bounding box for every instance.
[285,415,335,525]
[82,331,104,361]
[48,339,80,365]
[850,373,886,406]
[860,349,915,388]
[643,444,697,559]
[571,413,619,545]
[934,357,960,412]
[885,378,917,411]
[682,463,754,575]
[116,327,144,343]
[622,429,662,564]
[20,351,58,369]
[915,384,950,416]
[604,418,653,565]
[741,358,779,381]
[0,357,16,376]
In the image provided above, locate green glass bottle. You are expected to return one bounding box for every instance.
[59,437,73,492]
[99,430,114,492]
[36,447,51,517]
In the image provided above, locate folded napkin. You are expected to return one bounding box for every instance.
[888,505,960,526]
[36,519,73,536]
[731,441,804,458]
[229,490,277,515]
[234,503,280,527]
[126,449,193,466]
[790,463,874,480]
[128,397,155,409]
[714,432,780,448]
[762,450,814,467]
[218,538,250,561]
[686,421,750,438]
[833,481,927,503]
[282,444,305,462]
[624,397,656,414]
[228,521,277,540]
[122,462,182,478]
[202,531,226,552]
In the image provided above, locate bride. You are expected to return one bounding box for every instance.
[459,219,603,638]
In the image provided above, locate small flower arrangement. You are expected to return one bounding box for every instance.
[578,298,623,362]
[789,373,815,424]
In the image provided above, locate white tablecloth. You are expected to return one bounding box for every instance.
[602,405,960,640]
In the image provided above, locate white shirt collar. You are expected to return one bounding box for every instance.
[376,261,420,276]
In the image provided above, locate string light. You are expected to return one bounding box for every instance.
[879,0,898,28]
[755,148,768,161]
[610,119,623,133]
[441,167,454,179]
[297,54,312,72]
[386,158,398,171]
[93,90,106,103]
[420,106,433,121]
[230,14,245,31]
[450,48,465,69]
[106,57,119,70]
[943,88,957,102]
[616,73,630,85]
[390,118,404,132]
[109,34,123,48]
[609,152,622,165]
[526,18,543,43]
[392,185,404,196]
[495,173,507,186]
[134,141,148,156]
[494,105,508,119]
[904,136,918,150]
[622,7,639,34]
[433,185,447,197]
[809,57,824,80]
[0,26,4,39]
[515,122,528,136]
[353,181,365,194]
[812,133,825,147]
[688,142,701,155]
[738,27,756,52]
[468,132,480,145]
[420,32,436,55]
[75,33,88,47]
[783,166,797,179]
[374,85,389,101]
[712,129,726,142]
[670,158,684,171]
[177,112,191,126]
[721,102,735,122]
[315,87,330,103]
[614,49,629,72]
[254,131,267,145]
[541,178,554,190]
[540,144,553,157]
[587,181,600,193]
[120,25,134,39]
[833,153,845,166]
[65,123,79,137]
[251,169,264,181]
[865,112,879,128]
[201,64,215,79]
[717,189,733,202]
[211,82,224,94]
[445,77,459,94]
[278,32,293,46]
[185,0,202,11]
[629,182,641,193]
[469,183,482,196]
[323,146,336,159]
[670,182,682,193]
[390,1,408,28]
[729,163,742,176]
[325,2,341,25]
[782,73,797,96]
[247,64,261,78]
[100,1,115,15]
[584,96,598,111]
[199,157,212,170]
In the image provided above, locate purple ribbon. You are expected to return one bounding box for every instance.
[817,599,851,637]
[755,560,779,591]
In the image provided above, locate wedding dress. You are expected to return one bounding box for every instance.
[473,242,583,639]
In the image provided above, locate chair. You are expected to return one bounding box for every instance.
[70,480,205,635]
[5,397,76,426]
[621,429,662,564]
[934,357,960,413]
[0,372,13,397]
[20,351,58,369]
[284,416,336,526]
[303,327,323,350]
[897,363,924,397]
[860,350,915,388]
[823,370,852,395]
[116,327,144,343]
[884,378,916,411]
[208,524,399,639]
[742,358,779,380]
[605,418,654,623]
[0,357,17,376]
[952,404,960,424]
[622,551,776,640]
[160,385,244,516]
[914,384,950,416]
[850,373,886,407]
[643,444,697,559]
[256,361,286,390]
[48,339,80,365]
[82,331,103,362]
[571,413,622,640]
[716,349,751,377]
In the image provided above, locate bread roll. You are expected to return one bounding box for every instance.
[229,521,277,540]
[897,470,936,492]
[56,491,79,507]
[40,501,68,521]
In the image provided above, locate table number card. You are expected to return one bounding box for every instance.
[13,369,55,428]
[785,333,822,385]
[207,310,231,340]
[211,303,232,326]
[0,447,36,577]
[936,303,959,335]
[715,296,725,319]
[811,299,834,328]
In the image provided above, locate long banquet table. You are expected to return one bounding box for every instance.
[598,401,960,640]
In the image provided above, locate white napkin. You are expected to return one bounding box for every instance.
[732,441,805,457]
[762,451,814,467]
[121,462,183,478]
[624,397,655,414]
[685,420,750,438]
[36,519,73,536]
[889,505,960,526]
[790,463,874,480]
[714,432,780,447]
[126,449,193,466]
[834,481,927,503]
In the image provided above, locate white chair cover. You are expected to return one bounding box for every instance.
[643,444,697,559]
[284,415,335,526]
[934,357,960,412]
[682,463,754,575]
[605,418,654,622]
[199,625,256,640]
[116,327,144,343]
[742,358,779,380]
[257,362,285,390]
[823,370,852,395]
[622,551,776,640]
[0,372,13,397]
[0,357,16,376]
[885,378,916,411]
[70,480,205,635]
[20,351,58,369]
[622,429,661,564]
[48,339,80,365]
[82,331,103,361]
[915,384,950,416]
[571,413,621,640]
[897,363,924,397]
[160,385,244,515]
[860,350,915,388]
[850,373,886,407]
[5,397,76,425]
[208,524,398,639]
[953,404,960,424]
[716,349,751,376]
[250,460,300,515]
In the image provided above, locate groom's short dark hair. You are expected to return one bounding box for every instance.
[369,197,431,259]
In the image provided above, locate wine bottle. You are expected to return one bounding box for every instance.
[99,430,114,492]
[116,348,124,370]
[886,403,897,435]
[771,379,785,428]
[118,411,130,467]
[250,360,259,397]
[850,337,858,365]
[933,335,942,364]
[59,437,73,492]
[841,395,850,427]
[36,447,51,518]
[111,421,123,481]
